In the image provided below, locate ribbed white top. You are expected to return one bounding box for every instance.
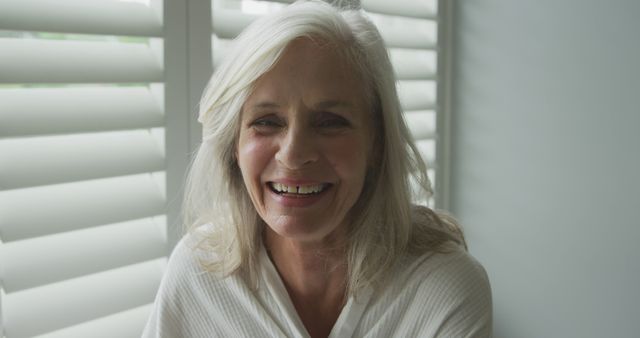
[142,232,492,337]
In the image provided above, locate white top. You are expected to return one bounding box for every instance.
[142,233,492,338]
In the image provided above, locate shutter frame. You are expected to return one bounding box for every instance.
[434,0,453,209]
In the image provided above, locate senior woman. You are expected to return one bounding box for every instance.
[143,1,491,337]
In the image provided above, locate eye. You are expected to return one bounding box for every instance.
[250,115,284,132]
[316,114,352,129]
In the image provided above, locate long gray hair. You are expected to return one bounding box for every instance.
[183,0,466,296]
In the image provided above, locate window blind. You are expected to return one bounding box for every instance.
[0,1,451,336]
[211,0,289,70]
[0,0,167,337]
[362,0,440,206]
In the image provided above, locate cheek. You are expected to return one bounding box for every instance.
[237,134,274,182]
[324,137,369,187]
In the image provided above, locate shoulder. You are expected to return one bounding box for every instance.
[149,228,211,307]
[142,225,232,337]
[398,248,492,303]
[162,223,228,286]
[403,248,493,337]
[141,231,202,337]
[414,248,490,289]
[149,223,234,311]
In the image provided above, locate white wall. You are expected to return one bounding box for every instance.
[450,1,640,337]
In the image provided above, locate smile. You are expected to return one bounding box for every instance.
[268,182,331,195]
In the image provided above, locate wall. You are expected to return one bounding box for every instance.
[450,1,640,337]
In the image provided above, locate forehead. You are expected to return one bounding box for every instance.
[247,38,367,108]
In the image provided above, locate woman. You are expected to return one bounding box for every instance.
[143,1,492,337]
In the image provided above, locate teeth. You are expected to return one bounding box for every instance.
[299,186,311,194]
[270,183,327,195]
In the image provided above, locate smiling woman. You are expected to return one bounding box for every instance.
[142,1,492,337]
[238,39,372,245]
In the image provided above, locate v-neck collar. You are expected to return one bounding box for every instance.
[259,245,372,338]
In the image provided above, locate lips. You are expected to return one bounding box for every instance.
[268,182,331,195]
[266,180,333,207]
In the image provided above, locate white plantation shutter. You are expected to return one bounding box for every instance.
[211,0,290,70]
[0,0,452,336]
[0,0,168,337]
[361,0,446,207]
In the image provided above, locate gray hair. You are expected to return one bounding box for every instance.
[183,0,466,296]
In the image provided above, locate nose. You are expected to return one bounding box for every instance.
[275,122,318,169]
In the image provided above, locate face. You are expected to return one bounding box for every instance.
[236,39,372,244]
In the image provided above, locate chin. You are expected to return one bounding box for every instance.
[266,217,340,243]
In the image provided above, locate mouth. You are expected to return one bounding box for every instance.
[267,182,332,196]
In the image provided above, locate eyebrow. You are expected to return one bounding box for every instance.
[314,100,353,110]
[250,102,281,110]
[249,100,353,111]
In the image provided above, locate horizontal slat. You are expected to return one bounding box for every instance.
[389,48,437,80]
[416,139,436,165]
[362,0,437,19]
[212,9,258,39]
[397,80,436,111]
[0,38,163,83]
[33,304,153,338]
[368,13,437,49]
[404,110,436,140]
[251,0,295,4]
[1,216,167,292]
[210,9,437,49]
[3,259,165,337]
[0,172,166,242]
[213,45,436,81]
[0,129,165,189]
[0,0,163,37]
[0,85,164,137]
[227,0,290,15]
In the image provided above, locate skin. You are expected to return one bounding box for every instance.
[236,38,373,338]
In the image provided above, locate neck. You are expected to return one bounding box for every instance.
[264,228,348,337]
[265,227,347,296]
